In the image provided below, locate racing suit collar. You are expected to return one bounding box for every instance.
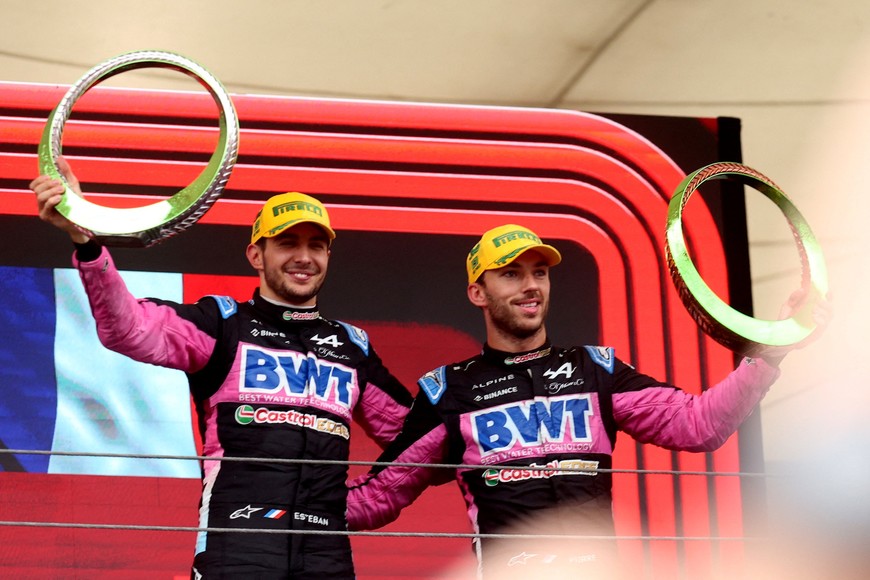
[250,289,321,324]
[482,341,553,368]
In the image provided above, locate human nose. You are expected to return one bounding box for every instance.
[291,245,314,264]
[520,272,542,292]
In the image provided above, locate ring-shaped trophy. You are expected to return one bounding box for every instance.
[665,162,828,359]
[37,50,240,247]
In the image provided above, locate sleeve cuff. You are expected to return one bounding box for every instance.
[73,239,102,263]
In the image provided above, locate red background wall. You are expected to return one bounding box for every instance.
[0,80,755,578]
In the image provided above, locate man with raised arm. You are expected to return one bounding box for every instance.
[32,159,414,579]
[347,223,828,578]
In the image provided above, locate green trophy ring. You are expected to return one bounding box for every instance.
[37,50,240,247]
[665,162,828,358]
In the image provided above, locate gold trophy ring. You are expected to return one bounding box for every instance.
[665,162,828,358]
[38,50,240,247]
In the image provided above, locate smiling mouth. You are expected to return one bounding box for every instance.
[515,299,541,313]
[287,270,316,282]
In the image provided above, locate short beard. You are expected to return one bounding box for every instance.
[264,265,323,305]
[485,289,547,340]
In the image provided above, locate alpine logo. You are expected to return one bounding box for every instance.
[543,362,574,380]
[504,348,550,365]
[472,374,515,390]
[310,334,343,347]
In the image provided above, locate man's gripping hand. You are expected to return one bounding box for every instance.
[29,156,90,244]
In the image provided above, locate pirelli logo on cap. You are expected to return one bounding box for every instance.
[251,192,336,244]
[492,229,540,247]
[465,224,562,283]
[272,199,324,217]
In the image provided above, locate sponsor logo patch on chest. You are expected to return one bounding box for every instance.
[474,386,519,402]
[239,345,358,410]
[482,459,600,486]
[234,404,350,439]
[471,394,594,460]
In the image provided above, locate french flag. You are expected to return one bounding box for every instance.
[0,265,198,478]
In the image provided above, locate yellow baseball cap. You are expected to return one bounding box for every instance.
[466,224,562,283]
[251,192,336,244]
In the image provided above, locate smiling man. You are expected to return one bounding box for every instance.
[347,223,827,578]
[465,224,560,348]
[31,161,413,579]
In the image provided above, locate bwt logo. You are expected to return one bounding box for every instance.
[240,345,357,407]
[472,394,593,454]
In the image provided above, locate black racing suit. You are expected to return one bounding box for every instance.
[74,244,413,579]
[347,342,779,577]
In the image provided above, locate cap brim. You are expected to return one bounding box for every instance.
[516,243,562,267]
[471,243,563,283]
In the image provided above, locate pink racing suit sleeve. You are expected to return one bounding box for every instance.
[612,358,781,452]
[74,247,215,373]
[353,383,412,449]
[346,423,449,531]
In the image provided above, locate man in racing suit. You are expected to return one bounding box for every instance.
[347,224,828,578]
[32,158,414,579]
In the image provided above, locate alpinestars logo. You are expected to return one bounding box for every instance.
[230,505,263,519]
[507,552,537,566]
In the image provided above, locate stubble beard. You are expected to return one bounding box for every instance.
[486,291,548,340]
[264,264,324,305]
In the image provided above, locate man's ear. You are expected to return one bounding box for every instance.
[246,243,263,270]
[467,282,487,307]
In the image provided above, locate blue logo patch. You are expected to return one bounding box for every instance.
[336,321,369,355]
[418,366,447,404]
[584,346,614,374]
[207,295,238,319]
